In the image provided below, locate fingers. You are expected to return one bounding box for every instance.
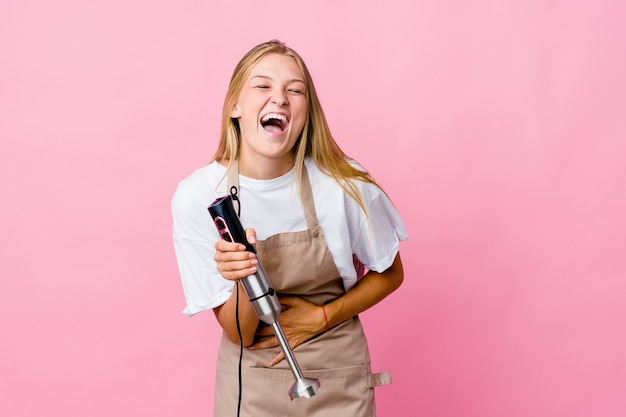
[214,239,258,280]
[214,238,244,253]
[249,336,277,350]
[248,338,288,367]
[245,228,257,245]
[269,352,285,367]
[214,227,257,254]
[276,295,302,307]
[268,338,300,367]
[250,333,302,367]
[255,325,274,338]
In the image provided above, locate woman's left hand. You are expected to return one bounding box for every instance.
[249,253,404,366]
[250,295,326,366]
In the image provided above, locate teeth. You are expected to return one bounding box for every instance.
[261,113,288,123]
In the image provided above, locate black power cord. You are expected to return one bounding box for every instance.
[230,185,243,417]
[236,283,243,417]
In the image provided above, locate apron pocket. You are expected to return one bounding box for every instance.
[232,364,382,417]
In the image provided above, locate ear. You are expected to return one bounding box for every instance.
[231,103,242,118]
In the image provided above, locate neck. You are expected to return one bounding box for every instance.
[237,154,295,180]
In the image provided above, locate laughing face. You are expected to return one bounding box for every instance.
[231,53,308,177]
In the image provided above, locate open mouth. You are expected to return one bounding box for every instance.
[260,113,289,134]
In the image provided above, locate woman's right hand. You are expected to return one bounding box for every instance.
[212,227,260,345]
[214,228,259,281]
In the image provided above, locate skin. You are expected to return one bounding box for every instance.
[212,52,404,366]
[230,53,307,179]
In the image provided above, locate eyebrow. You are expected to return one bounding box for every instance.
[250,75,305,84]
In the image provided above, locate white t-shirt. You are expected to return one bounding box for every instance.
[171,158,408,316]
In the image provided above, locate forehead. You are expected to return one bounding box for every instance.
[248,53,304,80]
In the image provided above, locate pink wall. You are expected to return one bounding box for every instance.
[2,1,625,416]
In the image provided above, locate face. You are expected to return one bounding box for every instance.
[231,53,307,172]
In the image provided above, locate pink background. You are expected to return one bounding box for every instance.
[2,1,625,416]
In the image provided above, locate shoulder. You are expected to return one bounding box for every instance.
[304,156,368,184]
[305,157,389,224]
[171,162,229,238]
[174,161,226,193]
[305,157,383,200]
[173,162,226,207]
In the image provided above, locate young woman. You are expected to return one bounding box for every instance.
[172,40,408,417]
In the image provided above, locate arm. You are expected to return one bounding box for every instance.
[325,252,403,329]
[212,230,261,346]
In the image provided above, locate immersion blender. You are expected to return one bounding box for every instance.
[208,195,320,400]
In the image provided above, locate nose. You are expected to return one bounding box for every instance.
[271,90,288,106]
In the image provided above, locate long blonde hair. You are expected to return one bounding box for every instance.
[211,40,379,213]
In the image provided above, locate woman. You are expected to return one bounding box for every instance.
[172,40,408,417]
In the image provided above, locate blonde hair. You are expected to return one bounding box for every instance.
[211,40,379,213]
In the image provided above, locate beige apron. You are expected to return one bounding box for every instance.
[214,161,391,417]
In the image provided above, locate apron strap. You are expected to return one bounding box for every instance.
[299,165,319,229]
[226,159,320,229]
[226,159,241,215]
[367,370,392,388]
